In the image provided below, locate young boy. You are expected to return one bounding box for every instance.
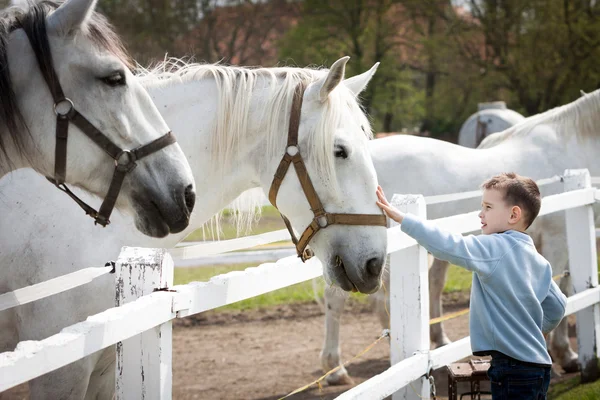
[376,172,567,400]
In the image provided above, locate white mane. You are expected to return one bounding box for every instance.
[479,88,600,148]
[137,59,373,236]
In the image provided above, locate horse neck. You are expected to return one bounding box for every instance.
[144,73,286,232]
[487,95,600,174]
[374,135,557,197]
[493,90,600,151]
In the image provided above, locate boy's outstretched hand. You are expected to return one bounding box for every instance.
[376,185,405,223]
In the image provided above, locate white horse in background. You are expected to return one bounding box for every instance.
[0,0,195,236]
[319,92,600,384]
[458,101,525,148]
[0,56,386,399]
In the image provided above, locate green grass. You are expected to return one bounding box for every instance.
[444,265,472,293]
[183,206,286,242]
[174,263,256,284]
[548,369,600,399]
[174,263,370,311]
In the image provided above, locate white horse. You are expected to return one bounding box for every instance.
[319,92,600,384]
[0,57,386,399]
[457,102,525,147]
[0,0,195,236]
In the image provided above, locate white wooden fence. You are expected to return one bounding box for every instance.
[1,169,599,400]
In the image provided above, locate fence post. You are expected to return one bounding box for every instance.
[115,247,174,399]
[389,194,429,400]
[563,169,600,382]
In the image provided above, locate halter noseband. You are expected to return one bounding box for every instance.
[268,82,387,262]
[23,23,176,227]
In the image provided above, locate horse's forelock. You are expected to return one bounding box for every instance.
[0,2,32,168]
[310,84,372,193]
[84,11,133,70]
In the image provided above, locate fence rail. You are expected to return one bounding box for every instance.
[0,291,174,390]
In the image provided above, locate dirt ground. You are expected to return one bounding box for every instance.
[3,293,578,400]
[170,294,470,400]
[171,292,579,400]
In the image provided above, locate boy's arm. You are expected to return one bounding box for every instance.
[541,279,567,334]
[401,214,504,278]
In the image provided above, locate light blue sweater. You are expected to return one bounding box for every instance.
[401,214,567,366]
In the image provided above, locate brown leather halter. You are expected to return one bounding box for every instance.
[23,24,176,227]
[268,82,387,262]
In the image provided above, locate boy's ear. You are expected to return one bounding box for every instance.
[509,205,522,224]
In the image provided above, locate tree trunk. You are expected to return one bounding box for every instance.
[421,14,437,134]
[383,112,394,133]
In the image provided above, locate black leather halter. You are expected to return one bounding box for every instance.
[22,22,176,226]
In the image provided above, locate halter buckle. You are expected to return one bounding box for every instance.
[94,214,111,227]
[115,150,137,172]
[53,98,74,117]
[317,215,329,228]
[286,145,299,156]
[301,248,314,261]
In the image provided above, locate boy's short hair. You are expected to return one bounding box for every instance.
[481,172,541,228]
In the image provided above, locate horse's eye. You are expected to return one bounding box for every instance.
[334,146,348,159]
[101,72,126,87]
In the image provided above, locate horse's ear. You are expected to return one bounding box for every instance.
[344,62,379,96]
[46,0,98,35]
[313,56,350,103]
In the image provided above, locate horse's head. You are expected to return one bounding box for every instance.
[5,0,195,237]
[267,57,387,294]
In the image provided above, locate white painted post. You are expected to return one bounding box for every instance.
[563,169,600,382]
[115,247,174,399]
[389,194,430,400]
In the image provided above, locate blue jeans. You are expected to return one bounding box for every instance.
[487,357,551,400]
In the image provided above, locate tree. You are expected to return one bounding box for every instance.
[450,0,600,115]
[279,0,401,119]
[278,0,490,138]
[99,0,294,67]
[98,0,200,65]
[388,0,503,140]
[175,0,297,65]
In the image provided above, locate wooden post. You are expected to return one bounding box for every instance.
[563,169,600,382]
[115,247,174,399]
[389,194,430,400]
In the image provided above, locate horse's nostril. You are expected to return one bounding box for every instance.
[366,257,383,277]
[184,184,196,214]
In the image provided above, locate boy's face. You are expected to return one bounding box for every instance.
[479,188,523,234]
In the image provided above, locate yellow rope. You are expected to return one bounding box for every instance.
[409,380,433,400]
[277,329,390,400]
[429,308,470,325]
[553,271,569,281]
